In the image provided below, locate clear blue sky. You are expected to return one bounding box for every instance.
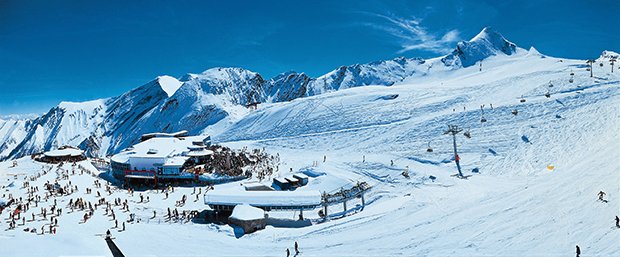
[0,0,618,116]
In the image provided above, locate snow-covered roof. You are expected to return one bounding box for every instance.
[44,148,84,157]
[285,176,299,183]
[205,189,322,207]
[273,177,288,184]
[187,149,214,157]
[164,156,188,167]
[111,135,207,164]
[188,145,205,151]
[230,204,265,221]
[243,182,274,191]
[140,130,188,140]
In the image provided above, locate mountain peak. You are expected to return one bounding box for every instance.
[441,27,519,67]
[156,76,182,97]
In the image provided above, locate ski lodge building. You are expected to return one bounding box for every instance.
[110,132,212,183]
[37,146,86,163]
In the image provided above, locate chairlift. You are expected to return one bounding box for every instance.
[544,92,551,98]
[463,127,471,138]
[480,117,487,123]
[586,68,591,71]
[426,141,434,153]
[599,63,604,67]
[520,97,526,103]
[570,72,574,76]
[569,78,574,83]
[548,81,554,87]
[511,109,519,115]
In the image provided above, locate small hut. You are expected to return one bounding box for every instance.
[228,204,267,234]
[273,177,290,190]
[293,173,309,186]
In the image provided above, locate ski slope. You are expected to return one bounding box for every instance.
[1,48,619,256]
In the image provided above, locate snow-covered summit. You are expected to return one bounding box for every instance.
[599,50,619,60]
[442,27,521,67]
[156,75,183,97]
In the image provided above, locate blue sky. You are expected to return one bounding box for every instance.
[0,0,618,116]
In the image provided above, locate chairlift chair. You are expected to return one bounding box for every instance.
[569,78,574,83]
[544,92,551,98]
[511,109,518,115]
[570,72,574,76]
[463,127,471,138]
[426,141,434,153]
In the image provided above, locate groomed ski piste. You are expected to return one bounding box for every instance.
[1,44,619,256]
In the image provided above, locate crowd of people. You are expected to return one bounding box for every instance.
[1,160,205,238]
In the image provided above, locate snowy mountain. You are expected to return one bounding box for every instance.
[442,27,520,67]
[0,27,601,161]
[0,26,619,256]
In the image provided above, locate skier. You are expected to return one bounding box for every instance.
[286,248,290,257]
[106,229,111,238]
[323,155,326,163]
[122,222,126,231]
[575,245,580,257]
[598,191,606,201]
[294,241,299,254]
[615,216,619,228]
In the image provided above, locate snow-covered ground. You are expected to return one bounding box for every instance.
[1,48,619,256]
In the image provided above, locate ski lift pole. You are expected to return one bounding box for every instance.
[452,133,463,177]
[445,125,464,177]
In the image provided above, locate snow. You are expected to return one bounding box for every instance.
[186,149,213,157]
[230,204,265,221]
[110,136,207,163]
[43,148,84,157]
[156,75,183,97]
[0,28,619,257]
[140,130,188,139]
[163,156,188,167]
[204,188,322,207]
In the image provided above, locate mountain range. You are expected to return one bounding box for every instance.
[0,27,540,160]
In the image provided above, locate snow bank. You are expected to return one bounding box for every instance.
[230,204,265,221]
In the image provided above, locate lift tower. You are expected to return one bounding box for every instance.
[444,125,464,178]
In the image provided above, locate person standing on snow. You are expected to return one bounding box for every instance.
[286,248,290,257]
[575,245,581,257]
[294,241,299,254]
[615,216,619,228]
[598,191,606,201]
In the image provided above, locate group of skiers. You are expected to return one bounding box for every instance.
[575,190,619,256]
